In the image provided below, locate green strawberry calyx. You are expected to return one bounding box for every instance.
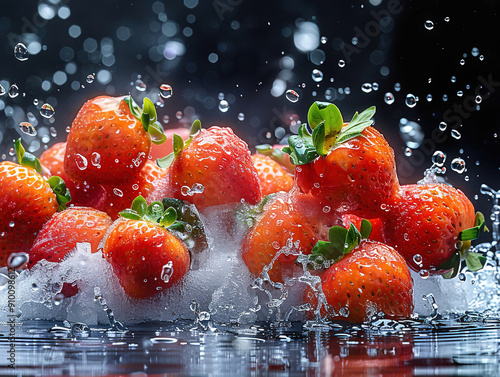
[156,119,202,169]
[124,96,167,145]
[119,195,179,228]
[15,139,71,211]
[439,212,488,279]
[282,102,376,165]
[255,144,293,173]
[307,219,373,269]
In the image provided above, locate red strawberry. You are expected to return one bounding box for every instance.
[102,196,191,299]
[0,140,70,265]
[64,95,165,185]
[383,183,485,277]
[100,160,168,219]
[240,191,341,283]
[285,103,399,219]
[159,121,261,210]
[255,144,295,174]
[251,154,294,196]
[149,127,191,161]
[308,221,413,323]
[29,207,112,297]
[40,142,107,210]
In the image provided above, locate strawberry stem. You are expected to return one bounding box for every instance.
[124,96,166,145]
[47,176,71,211]
[156,119,202,169]
[14,138,42,174]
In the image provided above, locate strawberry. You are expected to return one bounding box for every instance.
[0,140,71,265]
[255,144,295,174]
[102,196,191,299]
[308,221,413,323]
[40,142,107,210]
[100,160,168,220]
[342,214,385,243]
[158,121,261,210]
[285,102,399,219]
[29,207,112,297]
[251,153,294,196]
[383,183,486,277]
[64,95,166,185]
[240,191,341,283]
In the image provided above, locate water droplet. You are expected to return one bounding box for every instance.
[479,55,484,61]
[163,115,170,124]
[419,269,429,279]
[86,74,95,83]
[238,113,245,121]
[426,94,433,102]
[451,129,461,139]
[161,261,174,283]
[75,154,88,170]
[8,84,19,98]
[438,121,447,131]
[321,36,327,44]
[394,82,401,92]
[40,103,55,118]
[9,148,15,156]
[457,90,463,97]
[460,59,465,65]
[459,273,466,282]
[19,122,37,136]
[0,84,5,96]
[404,147,412,157]
[7,252,29,270]
[218,99,229,112]
[71,322,90,337]
[471,47,480,57]
[451,157,466,174]
[405,94,417,108]
[424,20,434,30]
[361,83,372,93]
[176,111,183,119]
[285,89,299,103]
[475,95,482,104]
[432,151,446,166]
[53,293,65,306]
[384,92,394,105]
[113,188,124,197]
[311,69,323,82]
[322,206,331,213]
[135,79,146,91]
[451,76,456,83]
[14,43,29,61]
[159,84,173,98]
[444,16,450,22]
[50,127,57,137]
[442,94,448,102]
[372,82,379,91]
[91,152,101,167]
[338,59,345,68]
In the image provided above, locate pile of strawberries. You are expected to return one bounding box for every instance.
[0,96,487,323]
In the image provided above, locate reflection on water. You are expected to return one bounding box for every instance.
[1,316,499,376]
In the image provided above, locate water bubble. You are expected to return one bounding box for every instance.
[372,82,379,91]
[426,94,433,102]
[432,151,446,166]
[460,59,465,65]
[159,84,173,98]
[91,152,101,167]
[424,20,434,30]
[113,188,124,197]
[176,111,183,119]
[451,157,466,174]
[442,94,448,101]
[162,115,170,124]
[457,90,463,97]
[135,79,146,91]
[161,261,174,283]
[404,147,412,157]
[19,122,37,136]
[459,273,466,282]
[451,129,461,139]
[419,269,429,279]
[86,74,95,83]
[451,76,456,83]
[475,95,482,104]
[361,83,372,93]
[40,103,55,118]
[413,254,422,265]
[405,94,417,108]
[471,47,480,57]
[71,322,91,338]
[338,59,345,68]
[14,43,29,61]
[479,55,484,61]
[394,83,401,92]
[238,113,245,121]
[53,293,65,306]
[8,84,19,98]
[75,154,88,170]
[384,92,394,105]
[50,127,57,137]
[218,99,229,112]
[444,16,450,22]
[320,36,327,44]
[7,252,29,270]
[0,84,5,96]
[438,122,447,131]
[285,89,299,103]
[311,69,323,82]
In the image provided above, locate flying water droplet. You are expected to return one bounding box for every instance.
[321,36,327,44]
[0,84,5,96]
[405,94,417,108]
[159,84,173,98]
[86,74,95,83]
[338,59,345,68]
[311,69,323,82]
[424,20,434,30]
[451,157,466,173]
[8,84,19,98]
[49,127,57,138]
[361,83,372,93]
[475,95,482,104]
[460,59,465,65]
[285,89,299,103]
[238,113,245,121]
[19,122,37,136]
[40,103,55,118]
[163,115,169,124]
[176,111,183,119]
[394,83,401,92]
[161,261,174,283]
[432,151,446,166]
[438,122,447,131]
[384,92,394,104]
[14,43,29,61]
[451,129,461,139]
[218,99,229,112]
[444,16,450,22]
[426,94,433,102]
[7,252,29,270]
[404,147,412,157]
[135,79,146,91]
[471,47,480,57]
